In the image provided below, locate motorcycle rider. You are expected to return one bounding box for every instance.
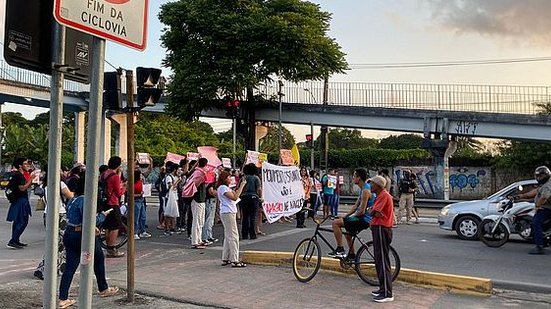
[515,166,551,255]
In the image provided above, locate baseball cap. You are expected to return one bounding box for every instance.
[369,175,387,188]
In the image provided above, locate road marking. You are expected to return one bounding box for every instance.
[0,266,35,276]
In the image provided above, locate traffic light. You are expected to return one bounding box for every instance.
[103,70,123,111]
[136,67,163,107]
[225,96,239,118]
[305,134,313,148]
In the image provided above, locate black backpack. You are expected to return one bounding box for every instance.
[5,172,18,203]
[98,172,115,211]
[160,174,172,197]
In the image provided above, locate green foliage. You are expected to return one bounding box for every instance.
[259,125,295,153]
[2,112,28,127]
[299,148,431,168]
[379,134,423,150]
[159,0,347,120]
[317,128,378,150]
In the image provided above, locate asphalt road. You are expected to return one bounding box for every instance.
[0,196,549,289]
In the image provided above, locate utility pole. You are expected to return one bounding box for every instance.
[232,116,237,169]
[125,70,136,301]
[310,122,315,171]
[0,102,3,171]
[278,81,284,164]
[320,76,329,172]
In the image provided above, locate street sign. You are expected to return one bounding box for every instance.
[3,0,93,83]
[53,0,148,51]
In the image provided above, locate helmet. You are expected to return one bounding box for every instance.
[534,166,551,185]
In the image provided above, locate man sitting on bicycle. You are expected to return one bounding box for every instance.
[328,168,375,260]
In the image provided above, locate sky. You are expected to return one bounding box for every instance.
[2,0,551,141]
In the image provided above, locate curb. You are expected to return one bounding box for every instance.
[493,280,551,294]
[243,251,493,295]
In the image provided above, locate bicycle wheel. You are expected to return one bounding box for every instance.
[355,241,401,286]
[100,229,128,250]
[293,238,321,283]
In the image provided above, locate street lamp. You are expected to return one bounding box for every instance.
[278,81,284,163]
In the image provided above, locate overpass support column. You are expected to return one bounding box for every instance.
[74,112,86,164]
[423,136,457,200]
[109,113,128,162]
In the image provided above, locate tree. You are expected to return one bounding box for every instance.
[2,112,28,127]
[319,128,378,150]
[379,134,423,150]
[259,125,295,153]
[159,0,347,120]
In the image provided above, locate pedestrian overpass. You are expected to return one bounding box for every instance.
[2,59,551,158]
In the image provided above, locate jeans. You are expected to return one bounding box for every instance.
[202,198,216,241]
[309,193,319,218]
[10,215,29,244]
[331,194,340,217]
[134,197,146,234]
[59,229,108,300]
[240,195,259,239]
[533,208,551,247]
[158,195,165,223]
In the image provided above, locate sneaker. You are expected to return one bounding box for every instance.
[373,294,394,303]
[175,228,184,235]
[202,240,213,246]
[134,234,140,240]
[106,249,125,258]
[163,231,172,236]
[208,238,219,243]
[16,241,28,247]
[529,246,544,255]
[139,232,152,238]
[6,242,22,249]
[346,253,356,261]
[58,299,76,309]
[328,246,346,258]
[371,289,382,297]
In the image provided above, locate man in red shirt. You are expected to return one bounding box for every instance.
[101,156,127,258]
[368,175,394,303]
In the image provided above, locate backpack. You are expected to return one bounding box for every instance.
[98,172,116,211]
[160,174,172,197]
[5,172,18,203]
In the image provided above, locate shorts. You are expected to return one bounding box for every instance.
[323,194,333,205]
[102,205,122,231]
[343,216,370,234]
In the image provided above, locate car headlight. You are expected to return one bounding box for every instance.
[440,205,451,216]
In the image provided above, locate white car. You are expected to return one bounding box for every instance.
[438,179,538,240]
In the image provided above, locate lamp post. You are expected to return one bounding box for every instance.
[278,81,284,163]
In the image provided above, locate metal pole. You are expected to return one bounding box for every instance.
[0,102,3,170]
[43,21,65,309]
[310,122,314,171]
[78,36,105,309]
[232,117,236,169]
[126,70,136,302]
[278,81,284,164]
[321,77,329,171]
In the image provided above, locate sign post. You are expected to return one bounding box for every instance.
[53,1,150,306]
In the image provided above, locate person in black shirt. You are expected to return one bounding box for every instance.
[6,158,37,249]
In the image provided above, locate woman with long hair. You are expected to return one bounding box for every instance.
[217,171,247,267]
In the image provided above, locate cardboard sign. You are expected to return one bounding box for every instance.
[222,158,232,169]
[245,150,267,168]
[137,153,150,165]
[186,152,200,162]
[197,146,222,167]
[280,149,294,166]
[165,152,186,164]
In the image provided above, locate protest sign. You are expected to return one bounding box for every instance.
[245,150,267,168]
[280,149,294,166]
[137,153,151,165]
[187,152,200,162]
[222,158,232,169]
[261,162,305,223]
[165,152,186,164]
[197,146,222,167]
[142,184,152,197]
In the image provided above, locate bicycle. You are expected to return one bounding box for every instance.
[292,216,400,285]
[99,204,128,250]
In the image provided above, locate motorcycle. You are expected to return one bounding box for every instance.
[478,197,534,247]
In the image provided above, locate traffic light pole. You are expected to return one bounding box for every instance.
[310,122,314,171]
[79,36,105,309]
[125,70,136,302]
[43,21,65,309]
[232,116,236,170]
[278,81,284,164]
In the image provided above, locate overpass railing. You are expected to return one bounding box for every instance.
[0,59,89,93]
[258,80,551,115]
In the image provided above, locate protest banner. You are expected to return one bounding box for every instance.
[261,162,305,223]
[280,149,294,166]
[165,152,186,164]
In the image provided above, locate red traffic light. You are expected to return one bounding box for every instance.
[233,100,239,108]
[305,134,313,141]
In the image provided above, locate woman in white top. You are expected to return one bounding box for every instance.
[217,170,247,267]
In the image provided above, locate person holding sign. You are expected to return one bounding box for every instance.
[239,164,262,239]
[217,171,248,267]
[328,168,374,259]
[296,167,311,228]
[321,169,337,219]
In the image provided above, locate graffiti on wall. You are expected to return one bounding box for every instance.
[449,168,487,191]
[395,166,490,198]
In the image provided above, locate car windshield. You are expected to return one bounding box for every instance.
[485,180,535,201]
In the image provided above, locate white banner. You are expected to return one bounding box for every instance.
[261,163,305,223]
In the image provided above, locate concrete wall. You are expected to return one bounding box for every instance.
[335,166,532,200]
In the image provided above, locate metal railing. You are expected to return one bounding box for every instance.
[0,59,89,93]
[258,80,551,115]
[2,58,550,115]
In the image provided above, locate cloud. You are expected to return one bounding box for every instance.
[425,0,551,46]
